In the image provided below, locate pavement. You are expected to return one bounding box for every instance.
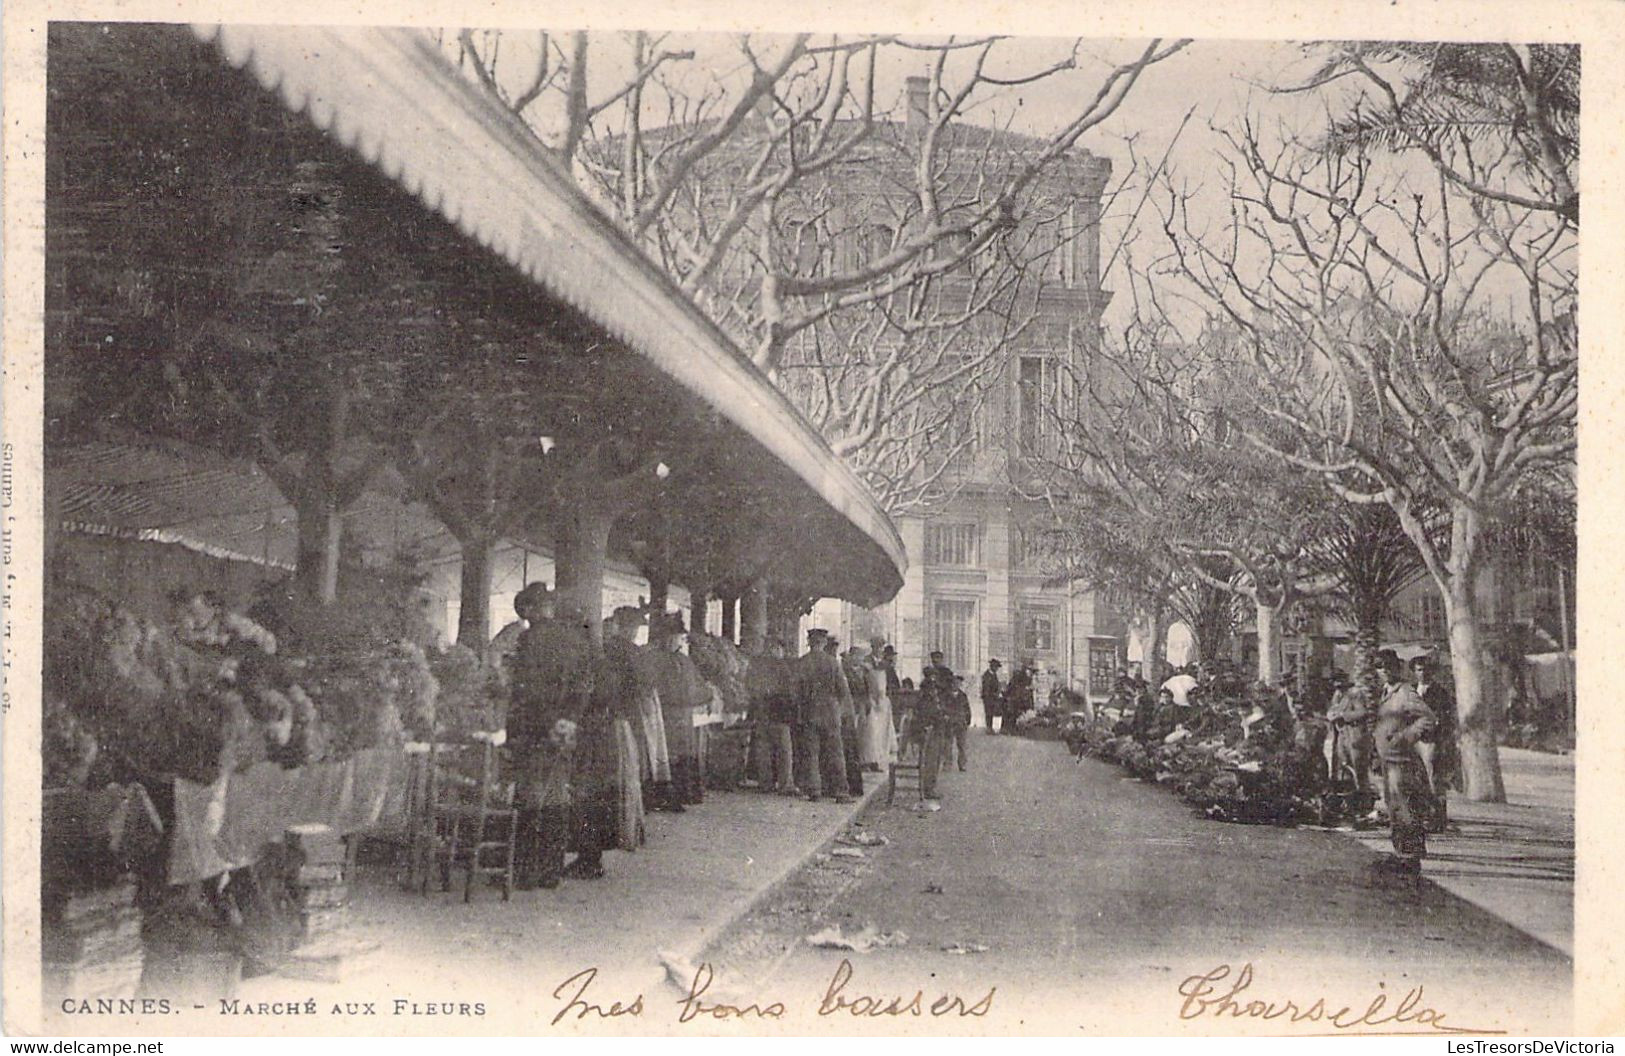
[206,737,1571,1036]
[220,777,887,1034]
[1341,747,1573,956]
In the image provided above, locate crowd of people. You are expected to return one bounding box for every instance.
[1076,651,1460,875]
[491,584,994,890]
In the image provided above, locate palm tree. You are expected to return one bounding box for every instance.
[1300,42,1579,223]
[1311,504,1429,700]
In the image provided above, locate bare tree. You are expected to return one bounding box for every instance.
[450,31,1187,508]
[1156,113,1576,801]
[1029,326,1339,684]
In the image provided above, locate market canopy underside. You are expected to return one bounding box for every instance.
[45,22,905,607]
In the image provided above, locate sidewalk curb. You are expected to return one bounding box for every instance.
[641,780,888,995]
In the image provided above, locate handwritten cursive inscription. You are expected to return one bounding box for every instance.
[550,968,644,1026]
[818,959,995,1018]
[547,960,995,1027]
[1176,963,1496,1035]
[677,963,787,1022]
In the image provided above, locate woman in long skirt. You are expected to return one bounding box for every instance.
[612,717,645,850]
[860,646,898,769]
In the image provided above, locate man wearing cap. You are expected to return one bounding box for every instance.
[948,675,972,772]
[651,613,711,809]
[795,629,853,803]
[1411,655,1459,834]
[980,659,1003,734]
[745,636,798,795]
[1373,650,1438,874]
[506,583,594,889]
[916,651,955,798]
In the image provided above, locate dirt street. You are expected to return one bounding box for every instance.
[695,733,1571,1036]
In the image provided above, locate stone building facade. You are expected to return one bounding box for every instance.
[806,79,1124,707]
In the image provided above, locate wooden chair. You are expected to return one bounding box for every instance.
[411,733,517,901]
[887,710,924,805]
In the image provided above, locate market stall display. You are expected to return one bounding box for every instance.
[1066,687,1338,828]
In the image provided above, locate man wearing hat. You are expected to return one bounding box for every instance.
[879,644,902,699]
[506,583,594,889]
[794,629,854,802]
[1326,668,1375,815]
[1373,650,1438,874]
[980,658,1003,734]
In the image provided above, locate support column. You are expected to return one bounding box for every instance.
[742,580,769,645]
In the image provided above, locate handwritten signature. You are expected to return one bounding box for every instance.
[549,959,994,1026]
[1177,963,1500,1035]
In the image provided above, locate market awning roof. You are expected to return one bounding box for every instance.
[47,23,906,606]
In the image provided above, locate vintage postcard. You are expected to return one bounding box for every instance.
[3,0,1619,1039]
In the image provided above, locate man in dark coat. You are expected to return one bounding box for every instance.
[507,584,595,889]
[1373,651,1438,874]
[917,651,955,799]
[1412,655,1459,833]
[795,629,853,802]
[881,645,902,699]
[948,675,972,772]
[980,659,1003,734]
[745,636,797,795]
[650,613,710,808]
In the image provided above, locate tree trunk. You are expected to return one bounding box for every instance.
[1351,614,1382,704]
[647,571,669,613]
[293,484,342,606]
[1254,600,1281,685]
[456,535,496,652]
[554,503,613,643]
[1147,607,1168,684]
[1446,569,1506,802]
[691,590,709,639]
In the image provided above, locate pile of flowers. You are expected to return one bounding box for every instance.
[1068,694,1338,828]
[688,632,750,718]
[1013,704,1068,737]
[426,643,506,738]
[44,581,444,788]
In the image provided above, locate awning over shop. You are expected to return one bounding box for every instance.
[46,23,905,608]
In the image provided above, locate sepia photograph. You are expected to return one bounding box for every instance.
[2,1,1610,1039]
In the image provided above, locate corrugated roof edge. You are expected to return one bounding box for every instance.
[189,22,906,602]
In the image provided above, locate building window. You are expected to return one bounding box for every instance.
[1088,641,1117,698]
[930,598,979,677]
[1018,355,1059,454]
[1418,593,1446,640]
[924,521,981,567]
[1019,610,1055,654]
